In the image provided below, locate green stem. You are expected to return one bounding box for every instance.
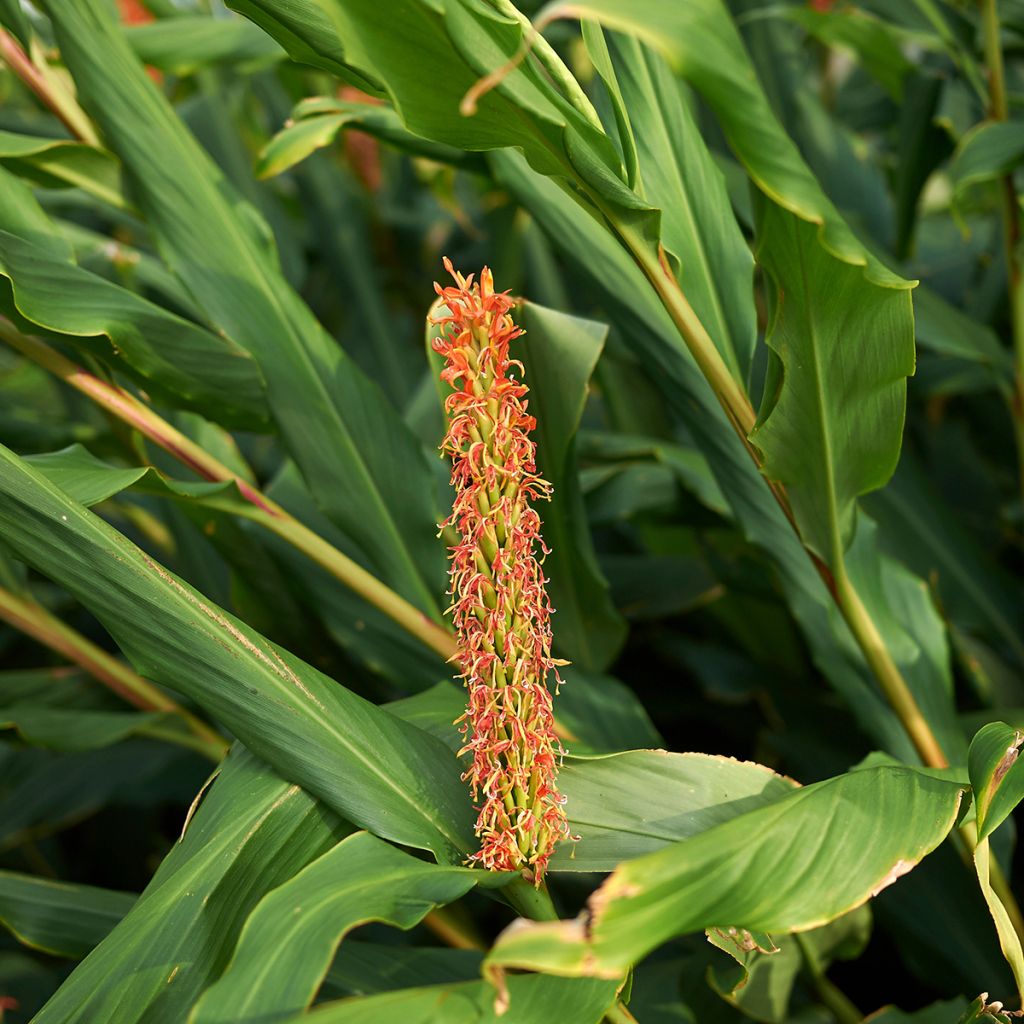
[794,933,863,1024]
[0,28,99,145]
[505,876,558,920]
[980,0,1024,511]
[0,324,459,666]
[602,1002,640,1024]
[603,207,947,770]
[0,584,227,761]
[484,0,605,134]
[831,563,949,769]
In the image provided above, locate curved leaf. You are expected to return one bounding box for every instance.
[33,748,346,1024]
[0,871,135,959]
[486,765,965,977]
[191,832,505,1024]
[539,0,911,288]
[0,444,476,861]
[750,202,914,564]
[40,0,447,615]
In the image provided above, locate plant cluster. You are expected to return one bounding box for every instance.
[0,1,1022,1023]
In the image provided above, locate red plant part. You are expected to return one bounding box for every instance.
[432,259,571,883]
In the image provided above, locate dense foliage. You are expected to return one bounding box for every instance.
[0,1,1023,1021]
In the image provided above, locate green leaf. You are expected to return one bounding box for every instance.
[124,15,285,73]
[490,149,948,765]
[552,751,797,872]
[0,176,270,430]
[190,832,505,1024]
[750,201,914,564]
[0,444,476,862]
[597,31,756,381]
[517,302,626,670]
[0,0,32,47]
[324,942,483,997]
[0,707,167,751]
[40,0,447,615]
[33,747,346,1023]
[538,0,912,287]
[279,975,621,1024]
[708,907,869,1023]
[0,129,124,209]
[950,122,1024,205]
[257,98,476,179]
[486,765,965,976]
[969,722,1024,844]
[0,871,136,959]
[227,0,382,85]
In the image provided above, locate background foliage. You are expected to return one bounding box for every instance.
[0,0,1022,1021]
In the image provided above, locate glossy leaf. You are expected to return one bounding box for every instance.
[487,766,965,976]
[40,0,447,615]
[0,871,135,959]
[191,832,505,1023]
[517,302,626,670]
[280,975,620,1024]
[0,444,476,861]
[950,122,1024,204]
[538,0,912,287]
[33,747,346,1023]
[751,201,913,564]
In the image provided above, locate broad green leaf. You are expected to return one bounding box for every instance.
[969,723,1024,844]
[385,683,793,872]
[124,15,285,73]
[517,302,626,670]
[0,444,476,861]
[0,706,167,751]
[257,98,476,178]
[486,765,965,976]
[280,975,620,1024]
[0,871,135,959]
[324,942,483,997]
[551,751,797,872]
[0,129,124,209]
[191,832,506,1024]
[227,0,382,85]
[538,0,912,287]
[33,747,346,1024]
[950,122,1024,205]
[491,150,952,765]
[750,202,913,564]
[552,669,662,754]
[913,285,1013,385]
[0,175,269,430]
[23,444,242,510]
[41,0,446,615]
[839,514,965,764]
[598,31,756,381]
[310,0,618,183]
[0,740,183,851]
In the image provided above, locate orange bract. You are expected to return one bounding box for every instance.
[432,259,570,882]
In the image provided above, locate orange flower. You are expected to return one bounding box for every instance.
[432,259,570,883]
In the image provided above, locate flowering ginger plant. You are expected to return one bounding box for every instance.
[432,259,570,883]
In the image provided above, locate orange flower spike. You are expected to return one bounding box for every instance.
[432,259,571,883]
